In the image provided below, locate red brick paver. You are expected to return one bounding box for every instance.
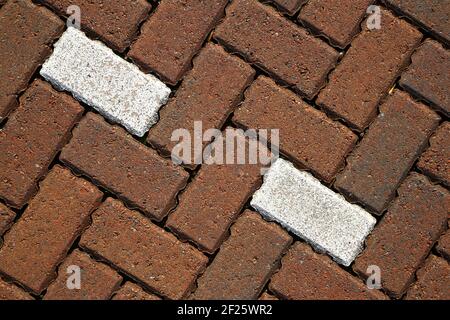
[113,282,161,301]
[234,76,357,183]
[0,0,63,119]
[354,173,449,298]
[437,225,450,261]
[268,0,306,15]
[317,9,422,131]
[269,242,386,300]
[335,90,440,214]
[0,202,15,237]
[0,80,84,209]
[60,112,189,221]
[214,0,339,100]
[0,165,102,294]
[0,278,33,300]
[44,249,122,300]
[192,210,292,299]
[42,0,151,52]
[129,0,229,85]
[80,198,208,300]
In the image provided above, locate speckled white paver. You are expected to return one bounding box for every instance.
[251,158,376,266]
[40,27,171,137]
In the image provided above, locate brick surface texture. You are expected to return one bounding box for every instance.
[0,0,449,301]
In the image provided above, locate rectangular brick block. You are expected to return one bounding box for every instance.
[113,282,161,301]
[214,0,339,99]
[42,0,151,52]
[251,158,376,266]
[317,9,422,131]
[405,255,450,300]
[400,40,450,116]
[41,27,171,137]
[166,129,270,254]
[335,90,440,214]
[148,43,255,164]
[437,225,450,261]
[60,112,189,221]
[80,198,208,300]
[192,211,292,299]
[129,0,229,85]
[268,0,306,15]
[0,279,33,300]
[386,0,450,45]
[233,76,357,183]
[0,202,15,236]
[44,249,122,300]
[417,122,450,186]
[298,0,374,48]
[269,243,386,300]
[0,165,102,294]
[0,0,63,119]
[354,173,449,298]
[0,80,84,209]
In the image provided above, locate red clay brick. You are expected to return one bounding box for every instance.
[353,173,449,298]
[60,112,189,221]
[268,0,306,15]
[192,210,292,299]
[0,0,63,119]
[129,0,228,85]
[335,90,440,214]
[166,130,270,254]
[0,278,33,300]
[80,198,208,300]
[417,122,450,186]
[298,0,374,48]
[0,202,15,236]
[259,292,278,300]
[0,80,84,209]
[148,43,255,164]
[400,40,450,116]
[405,255,450,300]
[113,282,161,301]
[44,249,122,300]
[386,0,450,45]
[42,0,151,52]
[234,76,357,183]
[317,9,422,131]
[436,224,450,261]
[0,165,102,294]
[214,0,339,100]
[269,242,386,300]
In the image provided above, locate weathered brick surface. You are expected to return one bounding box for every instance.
[335,90,440,214]
[113,282,161,301]
[148,43,255,164]
[80,198,208,300]
[0,166,102,294]
[317,9,422,131]
[259,292,278,300]
[417,122,450,186]
[268,0,306,15]
[166,130,270,254]
[354,173,449,298]
[386,0,450,45]
[44,249,122,300]
[400,40,450,116]
[0,80,84,209]
[42,0,151,52]
[60,112,189,221]
[129,0,228,85]
[0,0,63,119]
[436,224,450,261]
[298,0,374,48]
[234,76,357,183]
[405,255,450,300]
[0,279,33,300]
[270,243,386,300]
[214,0,339,100]
[0,202,15,236]
[192,211,292,299]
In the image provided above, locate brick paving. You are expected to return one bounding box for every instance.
[0,0,448,301]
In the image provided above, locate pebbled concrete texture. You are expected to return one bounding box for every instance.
[251,158,376,266]
[40,27,171,137]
